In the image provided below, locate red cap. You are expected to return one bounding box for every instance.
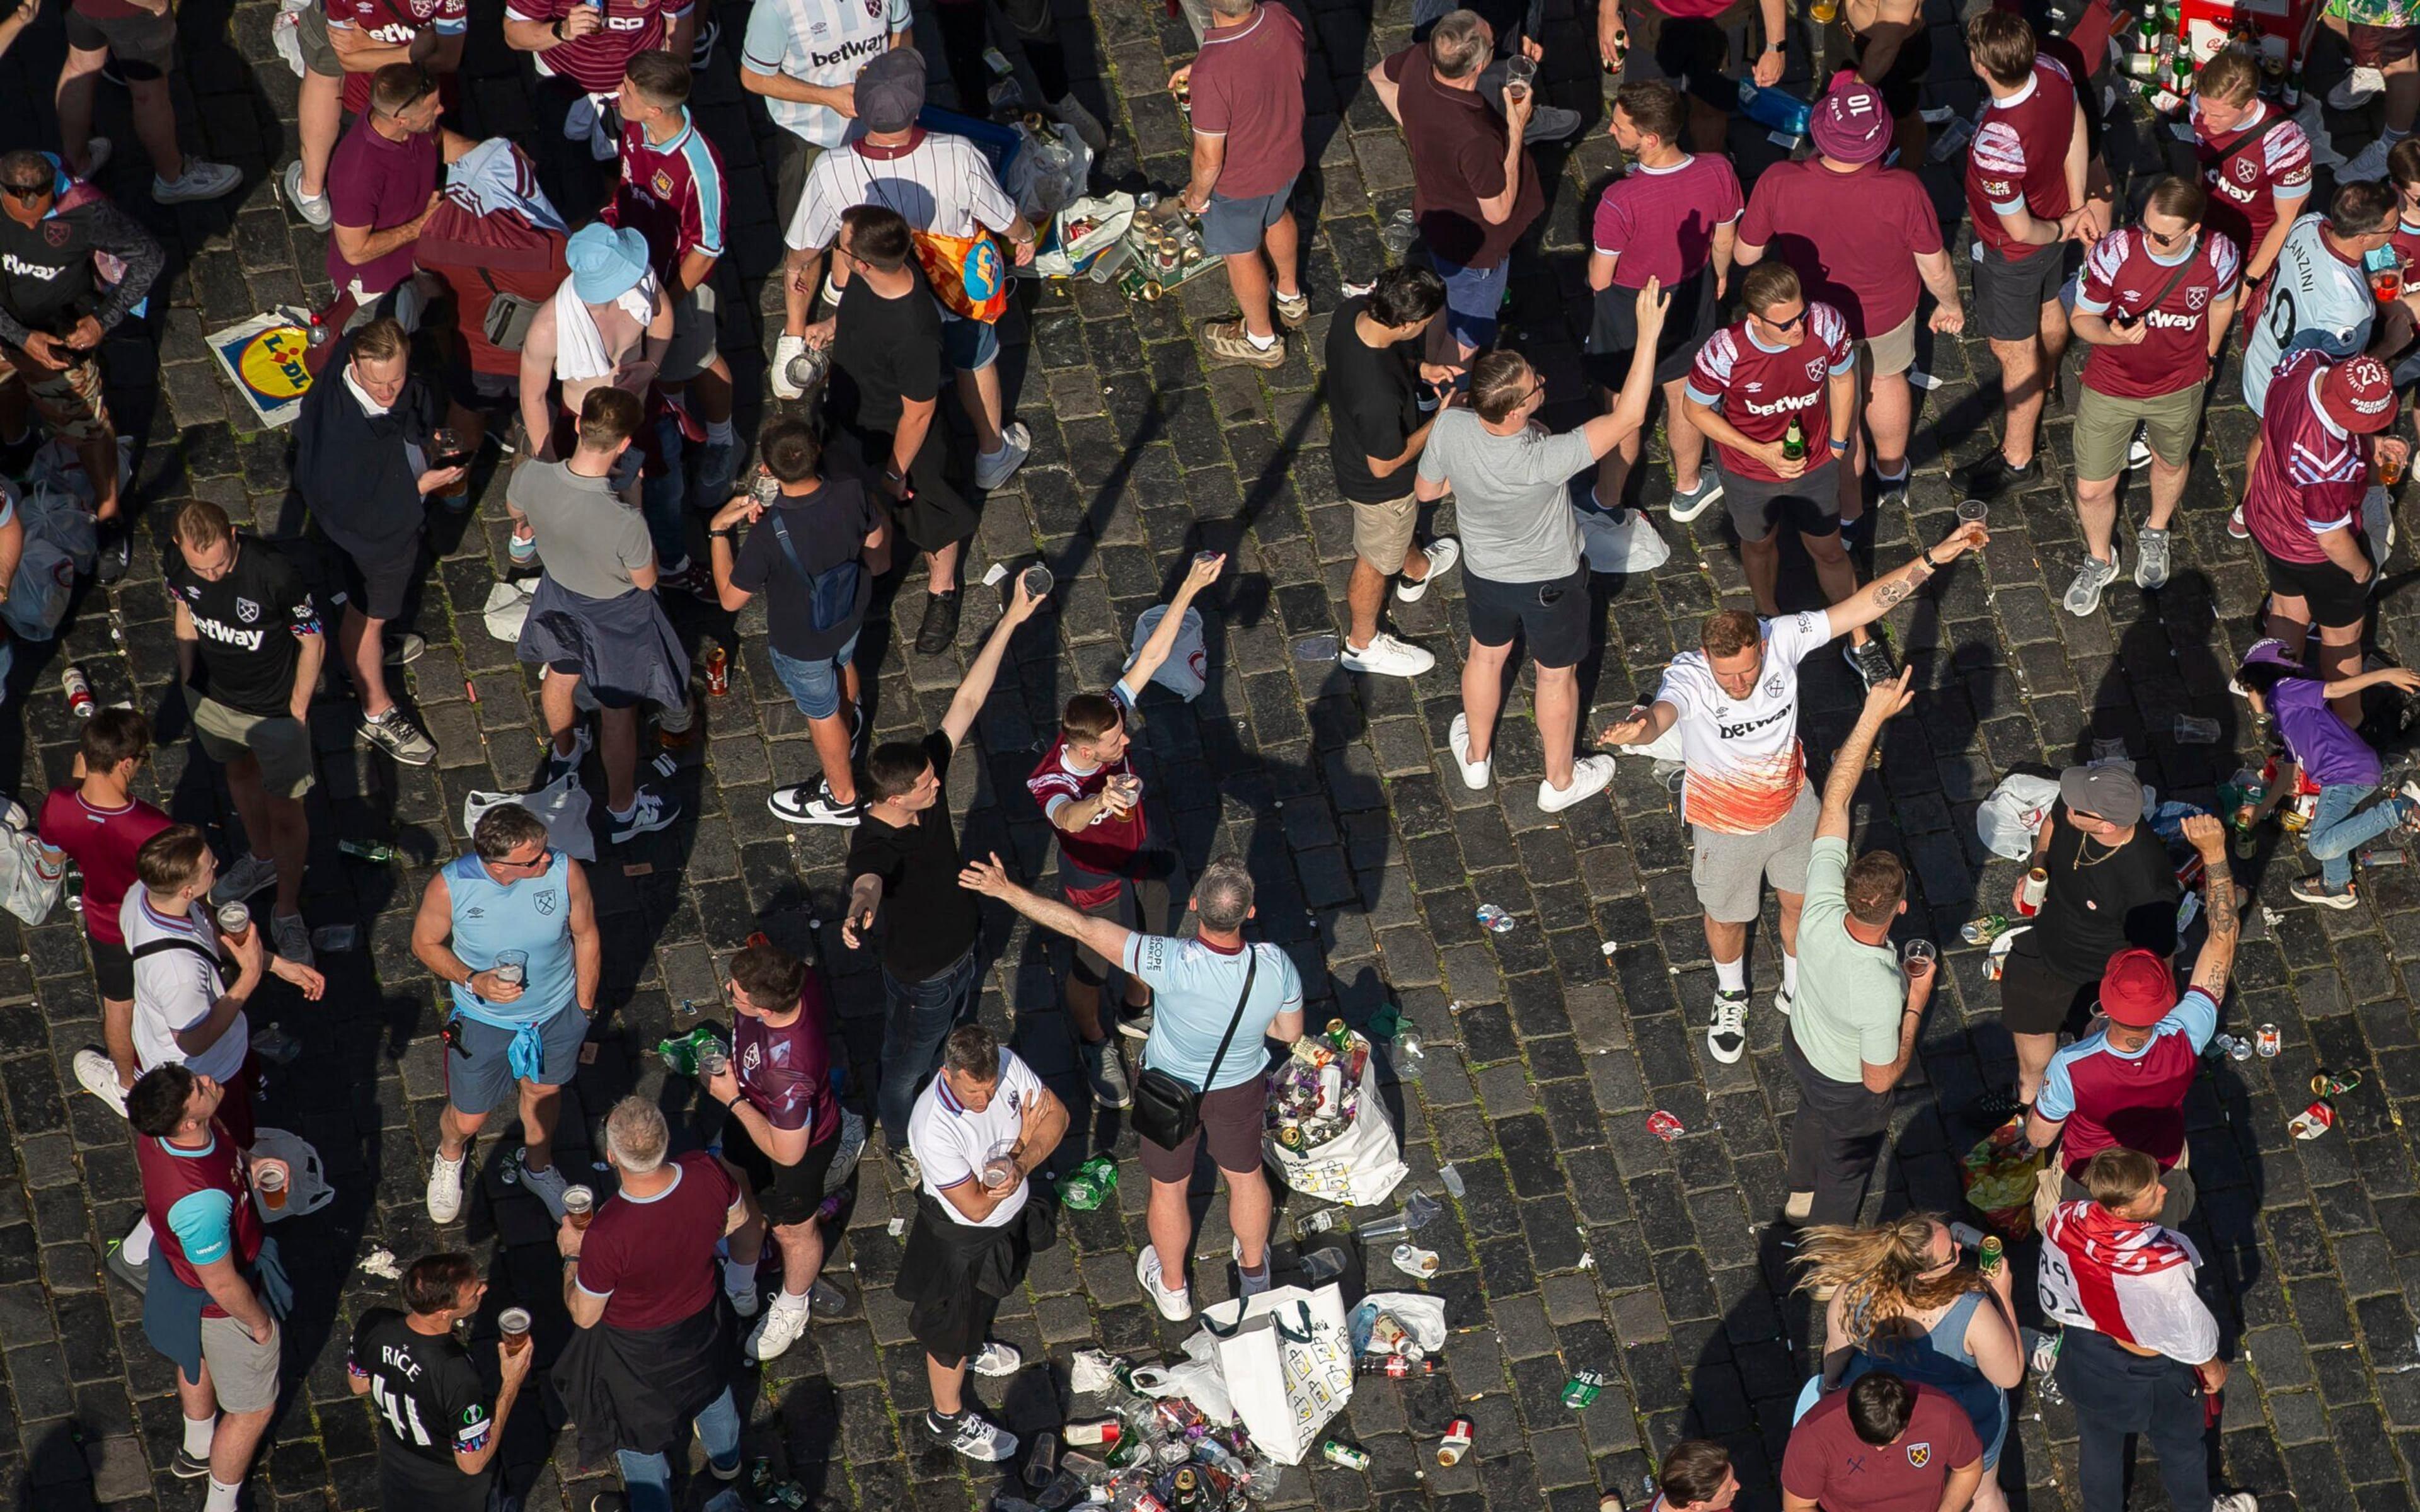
[2099,947,2179,1027]
[2318,355,2400,435]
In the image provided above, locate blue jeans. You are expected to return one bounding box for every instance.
[767,634,860,721]
[1427,248,1508,353]
[614,1385,740,1512]
[640,413,689,571]
[2307,781,2411,886]
[877,942,981,1148]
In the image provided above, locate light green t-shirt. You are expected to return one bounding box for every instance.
[1790,836,1908,1083]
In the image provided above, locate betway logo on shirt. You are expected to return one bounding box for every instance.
[1739,389,1821,420]
[2134,309,2203,330]
[193,617,267,653]
[2,254,62,281]
[1717,703,1794,741]
[805,32,887,71]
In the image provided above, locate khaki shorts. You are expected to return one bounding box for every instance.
[188,691,317,799]
[0,342,110,442]
[661,282,719,383]
[63,4,176,74]
[296,4,343,77]
[2073,381,2203,482]
[1860,311,1917,379]
[1350,492,1417,571]
[199,1312,282,1413]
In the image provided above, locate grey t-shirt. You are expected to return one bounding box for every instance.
[506,461,655,600]
[1415,409,1592,583]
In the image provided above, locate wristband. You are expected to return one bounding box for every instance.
[724,1094,746,1112]
[1920,549,1941,571]
[1828,438,1848,454]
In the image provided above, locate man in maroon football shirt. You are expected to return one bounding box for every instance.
[504,0,693,215]
[44,709,173,1111]
[2061,176,2239,617]
[2190,49,2312,295]
[1681,262,1886,686]
[1957,9,2108,500]
[413,139,570,462]
[1736,80,1964,534]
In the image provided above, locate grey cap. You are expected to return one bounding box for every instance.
[2058,764,2143,828]
[855,47,928,134]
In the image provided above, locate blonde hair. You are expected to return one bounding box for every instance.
[1794,1214,1985,1348]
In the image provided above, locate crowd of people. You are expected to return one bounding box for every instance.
[4,0,2417,1503]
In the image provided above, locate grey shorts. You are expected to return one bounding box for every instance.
[661,282,719,384]
[1201,184,1294,258]
[1691,779,1819,924]
[188,691,316,800]
[199,1312,282,1414]
[64,4,176,74]
[296,3,343,78]
[444,999,589,1116]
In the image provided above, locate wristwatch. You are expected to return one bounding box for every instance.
[1765,39,1785,52]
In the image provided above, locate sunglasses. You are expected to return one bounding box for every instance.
[374,69,438,117]
[500,846,552,872]
[1758,307,1808,331]
[2145,225,2194,247]
[2,181,48,202]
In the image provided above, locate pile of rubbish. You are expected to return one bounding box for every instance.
[998,1352,1284,1512]
[1265,1021,1369,1153]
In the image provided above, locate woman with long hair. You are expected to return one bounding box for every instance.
[1794,1215,2024,1512]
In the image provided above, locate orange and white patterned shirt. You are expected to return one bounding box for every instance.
[1657,610,1828,836]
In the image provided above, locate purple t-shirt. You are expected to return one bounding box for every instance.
[327,120,439,295]
[2274,673,2380,788]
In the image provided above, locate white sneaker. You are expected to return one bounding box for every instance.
[1396,537,1460,602]
[1773,986,1795,1017]
[2126,433,2153,471]
[210,854,280,906]
[427,1151,467,1223]
[1136,1246,1193,1321]
[2332,66,2387,109]
[1538,755,1615,813]
[74,1049,129,1119]
[1705,987,1749,1064]
[2341,135,2395,183]
[969,1339,1023,1376]
[154,160,242,203]
[973,421,1032,491]
[1339,632,1435,677]
[1448,712,1492,789]
[2210,1495,2258,1512]
[747,1294,812,1361]
[279,159,333,230]
[74,137,112,178]
[519,1159,570,1221]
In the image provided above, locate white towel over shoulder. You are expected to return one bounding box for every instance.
[551,271,659,385]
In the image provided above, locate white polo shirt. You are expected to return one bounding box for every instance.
[906,1047,1044,1229]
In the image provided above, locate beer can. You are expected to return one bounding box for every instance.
[705,644,730,696]
[2256,1023,2281,1057]
[1436,1418,1473,1467]
[1320,1438,1371,1470]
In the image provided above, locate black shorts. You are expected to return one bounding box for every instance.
[1722,461,1841,542]
[1623,0,1763,112]
[2257,541,2371,629]
[1997,937,2103,1037]
[1465,565,1592,668]
[726,1116,840,1228]
[1586,262,1719,391]
[90,935,132,1002]
[331,529,423,624]
[1971,240,2076,345]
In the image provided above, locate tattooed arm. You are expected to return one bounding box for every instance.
[2181,815,2240,1000]
[1821,522,1991,641]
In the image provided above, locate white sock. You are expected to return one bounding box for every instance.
[2390,124,2412,144]
[205,1478,243,1512]
[1246,328,1278,352]
[1782,953,1800,997]
[182,1414,216,1458]
[723,1257,757,1295]
[1715,956,1748,994]
[1876,462,1909,482]
[776,1284,812,1312]
[705,418,735,447]
[122,1217,153,1267]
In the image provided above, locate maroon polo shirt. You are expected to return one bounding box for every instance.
[1190,3,1307,200]
[326,118,440,296]
[1380,43,1541,270]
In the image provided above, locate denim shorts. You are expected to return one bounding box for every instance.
[768,633,860,721]
[942,314,998,373]
[1428,250,1509,353]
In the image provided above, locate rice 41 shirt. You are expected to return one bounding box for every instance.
[1685,304,1855,481]
[2073,226,2239,399]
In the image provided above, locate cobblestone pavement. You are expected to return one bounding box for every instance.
[6,0,2420,1508]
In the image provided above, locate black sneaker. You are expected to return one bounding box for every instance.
[915,590,962,655]
[170,1449,209,1479]
[1844,637,1896,690]
[848,702,867,757]
[1954,452,2041,500]
[1968,1087,2028,1125]
[658,559,715,600]
[96,522,130,585]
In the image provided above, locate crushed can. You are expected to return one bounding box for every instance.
[1562,1370,1607,1409]
[1319,1438,1370,1470]
[1646,1110,1683,1142]
[1436,1418,1473,1467]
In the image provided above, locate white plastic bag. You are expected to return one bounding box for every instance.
[247,1127,333,1222]
[1265,1049,1408,1207]
[483,580,536,642]
[1577,505,1671,573]
[0,802,63,924]
[1347,1293,1448,1356]
[463,771,596,862]
[1131,1329,1236,1425]
[1128,604,1207,701]
[1976,773,2061,861]
[1196,1282,1353,1464]
[1027,193,1135,279]
[271,0,313,77]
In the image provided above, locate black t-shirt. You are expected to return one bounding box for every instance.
[844,730,980,980]
[348,1308,495,1504]
[827,270,945,440]
[1325,297,1424,505]
[729,478,880,660]
[2032,802,2181,981]
[164,534,322,718]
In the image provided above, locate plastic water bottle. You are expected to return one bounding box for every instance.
[1736,81,1812,137]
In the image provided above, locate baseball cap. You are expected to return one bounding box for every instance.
[856,47,928,135]
[1811,81,1892,165]
[2058,763,2144,828]
[2318,354,2399,434]
[2100,946,2179,1027]
[566,223,650,304]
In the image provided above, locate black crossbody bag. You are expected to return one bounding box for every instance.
[1131,949,1257,1150]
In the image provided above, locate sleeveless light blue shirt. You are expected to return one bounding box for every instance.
[445,850,575,1024]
